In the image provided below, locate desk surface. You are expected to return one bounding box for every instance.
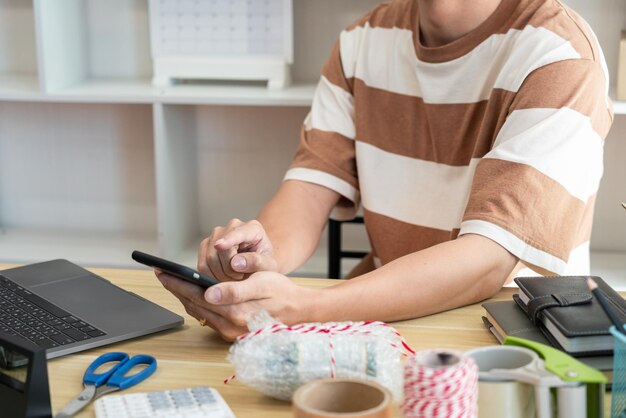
[0,265,610,417]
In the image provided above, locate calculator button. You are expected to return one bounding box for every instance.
[151,402,174,411]
[148,393,172,405]
[195,394,216,405]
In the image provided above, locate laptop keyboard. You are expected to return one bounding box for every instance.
[0,274,106,349]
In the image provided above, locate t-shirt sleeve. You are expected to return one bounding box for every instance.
[283,36,360,220]
[459,59,613,275]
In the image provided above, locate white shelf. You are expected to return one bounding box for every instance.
[46,78,155,104]
[0,228,158,268]
[0,77,317,106]
[2,78,626,111]
[0,74,41,101]
[159,82,315,106]
[61,79,316,106]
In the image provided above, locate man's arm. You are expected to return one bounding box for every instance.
[257,180,341,274]
[308,233,517,323]
[156,231,518,340]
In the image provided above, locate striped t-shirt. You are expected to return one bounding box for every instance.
[284,0,613,276]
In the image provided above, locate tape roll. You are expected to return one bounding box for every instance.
[292,379,393,418]
[477,381,535,418]
[466,346,539,418]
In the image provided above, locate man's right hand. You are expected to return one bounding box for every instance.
[198,218,278,282]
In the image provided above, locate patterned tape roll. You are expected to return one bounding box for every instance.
[293,378,393,418]
[402,350,478,418]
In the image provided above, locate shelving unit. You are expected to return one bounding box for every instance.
[0,0,38,102]
[0,101,157,269]
[0,0,378,276]
[0,0,625,283]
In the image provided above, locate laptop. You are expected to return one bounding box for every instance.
[0,259,183,362]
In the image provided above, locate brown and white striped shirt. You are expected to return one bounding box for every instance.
[284,0,613,276]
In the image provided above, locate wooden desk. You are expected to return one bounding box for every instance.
[0,265,608,417]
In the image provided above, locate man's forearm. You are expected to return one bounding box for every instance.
[308,233,518,323]
[258,180,340,274]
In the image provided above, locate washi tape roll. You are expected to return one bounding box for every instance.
[293,378,393,418]
[402,350,478,418]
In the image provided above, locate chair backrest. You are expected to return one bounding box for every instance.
[327,217,368,279]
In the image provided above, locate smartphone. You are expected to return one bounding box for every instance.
[132,250,218,288]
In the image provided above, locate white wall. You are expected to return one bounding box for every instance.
[0,102,156,235]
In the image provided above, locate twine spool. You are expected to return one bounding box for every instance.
[402,350,478,418]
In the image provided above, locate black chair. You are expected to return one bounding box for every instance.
[327,217,368,279]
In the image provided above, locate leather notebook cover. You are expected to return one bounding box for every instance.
[514,275,626,339]
[482,300,613,372]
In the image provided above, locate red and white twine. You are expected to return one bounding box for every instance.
[224,321,415,384]
[402,350,478,418]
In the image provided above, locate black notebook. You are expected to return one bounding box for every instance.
[513,275,626,355]
[482,300,613,375]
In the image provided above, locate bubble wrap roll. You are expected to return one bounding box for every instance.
[227,314,411,401]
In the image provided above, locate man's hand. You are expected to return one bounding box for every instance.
[156,270,315,341]
[198,218,278,282]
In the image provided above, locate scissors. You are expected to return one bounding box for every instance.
[55,352,157,418]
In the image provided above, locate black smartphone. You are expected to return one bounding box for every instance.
[132,250,218,288]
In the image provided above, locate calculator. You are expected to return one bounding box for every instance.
[95,386,236,418]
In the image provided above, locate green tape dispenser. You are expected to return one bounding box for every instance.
[504,336,606,418]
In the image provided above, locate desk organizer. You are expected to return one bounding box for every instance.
[611,326,626,417]
[148,0,293,89]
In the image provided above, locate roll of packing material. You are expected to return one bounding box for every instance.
[227,316,412,401]
[292,379,392,418]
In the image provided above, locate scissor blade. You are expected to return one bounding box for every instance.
[54,385,96,418]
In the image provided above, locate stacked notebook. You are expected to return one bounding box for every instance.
[482,275,626,380]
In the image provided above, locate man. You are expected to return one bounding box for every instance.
[158,0,613,341]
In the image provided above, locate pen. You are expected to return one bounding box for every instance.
[622,202,626,211]
[587,278,626,335]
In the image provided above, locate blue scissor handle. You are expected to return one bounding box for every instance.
[83,352,130,387]
[106,354,157,390]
